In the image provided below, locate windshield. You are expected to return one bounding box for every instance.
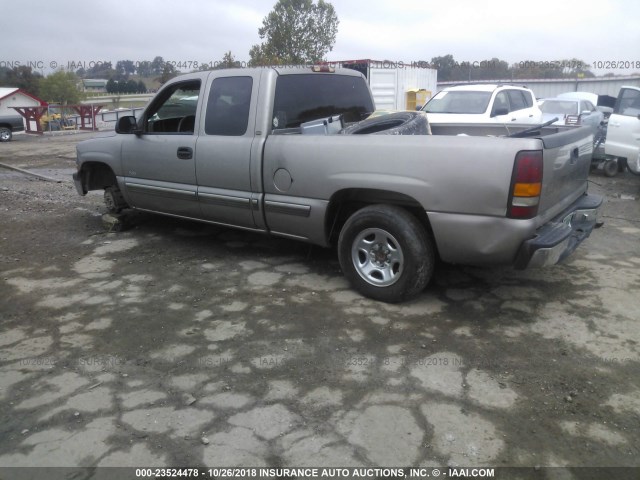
[423,91,492,114]
[540,100,578,115]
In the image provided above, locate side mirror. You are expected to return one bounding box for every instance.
[116,116,139,134]
[491,107,509,117]
[415,105,422,111]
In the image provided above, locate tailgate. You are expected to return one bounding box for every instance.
[537,126,593,221]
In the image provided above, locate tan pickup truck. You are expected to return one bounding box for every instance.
[73,67,602,302]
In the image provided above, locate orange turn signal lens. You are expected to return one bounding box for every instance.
[513,182,541,197]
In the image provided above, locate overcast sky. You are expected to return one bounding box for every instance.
[2,0,639,76]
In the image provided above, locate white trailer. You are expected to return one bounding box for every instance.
[333,60,438,111]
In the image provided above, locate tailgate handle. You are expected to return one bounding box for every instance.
[177,147,193,160]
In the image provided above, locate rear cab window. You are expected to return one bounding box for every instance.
[272,74,374,130]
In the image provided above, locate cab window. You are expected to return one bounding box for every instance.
[145,81,200,134]
[581,101,595,113]
[507,90,527,111]
[205,77,253,136]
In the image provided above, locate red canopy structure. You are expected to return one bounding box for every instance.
[11,104,105,134]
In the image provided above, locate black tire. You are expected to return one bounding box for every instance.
[104,186,128,213]
[340,112,430,136]
[625,158,640,176]
[617,157,628,172]
[338,204,434,303]
[603,159,618,177]
[0,127,12,142]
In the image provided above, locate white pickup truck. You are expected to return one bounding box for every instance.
[73,67,602,302]
[605,86,640,174]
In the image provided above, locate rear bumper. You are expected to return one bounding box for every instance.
[514,193,603,269]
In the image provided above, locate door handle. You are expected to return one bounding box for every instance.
[609,122,620,127]
[177,147,193,160]
[511,118,517,121]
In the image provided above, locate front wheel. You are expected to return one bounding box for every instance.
[104,186,128,213]
[338,205,434,303]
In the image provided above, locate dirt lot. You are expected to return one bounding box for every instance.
[0,132,639,475]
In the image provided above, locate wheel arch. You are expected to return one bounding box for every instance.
[325,188,439,259]
[78,161,118,191]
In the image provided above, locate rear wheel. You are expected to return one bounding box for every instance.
[603,159,618,177]
[0,127,12,142]
[104,186,128,213]
[338,204,434,303]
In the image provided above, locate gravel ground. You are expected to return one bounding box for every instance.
[0,132,639,477]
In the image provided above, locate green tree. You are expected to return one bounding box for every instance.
[156,63,177,85]
[151,56,165,75]
[471,58,511,81]
[249,0,339,66]
[137,61,153,77]
[1,66,42,97]
[429,55,457,81]
[85,61,115,78]
[126,79,139,93]
[119,60,137,77]
[106,78,118,94]
[39,71,83,104]
[214,51,242,70]
[137,80,147,93]
[562,58,594,78]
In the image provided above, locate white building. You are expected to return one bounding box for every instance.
[0,87,47,128]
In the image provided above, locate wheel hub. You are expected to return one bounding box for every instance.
[351,227,404,287]
[369,243,391,267]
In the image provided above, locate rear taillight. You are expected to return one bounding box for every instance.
[508,150,543,219]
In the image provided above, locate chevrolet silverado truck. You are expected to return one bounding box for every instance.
[73,67,602,303]
[0,114,25,142]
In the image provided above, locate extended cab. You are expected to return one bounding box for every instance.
[74,67,602,303]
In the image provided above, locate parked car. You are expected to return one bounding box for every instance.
[557,91,616,119]
[605,86,640,175]
[73,67,601,303]
[420,84,543,124]
[0,114,25,142]
[539,98,604,131]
